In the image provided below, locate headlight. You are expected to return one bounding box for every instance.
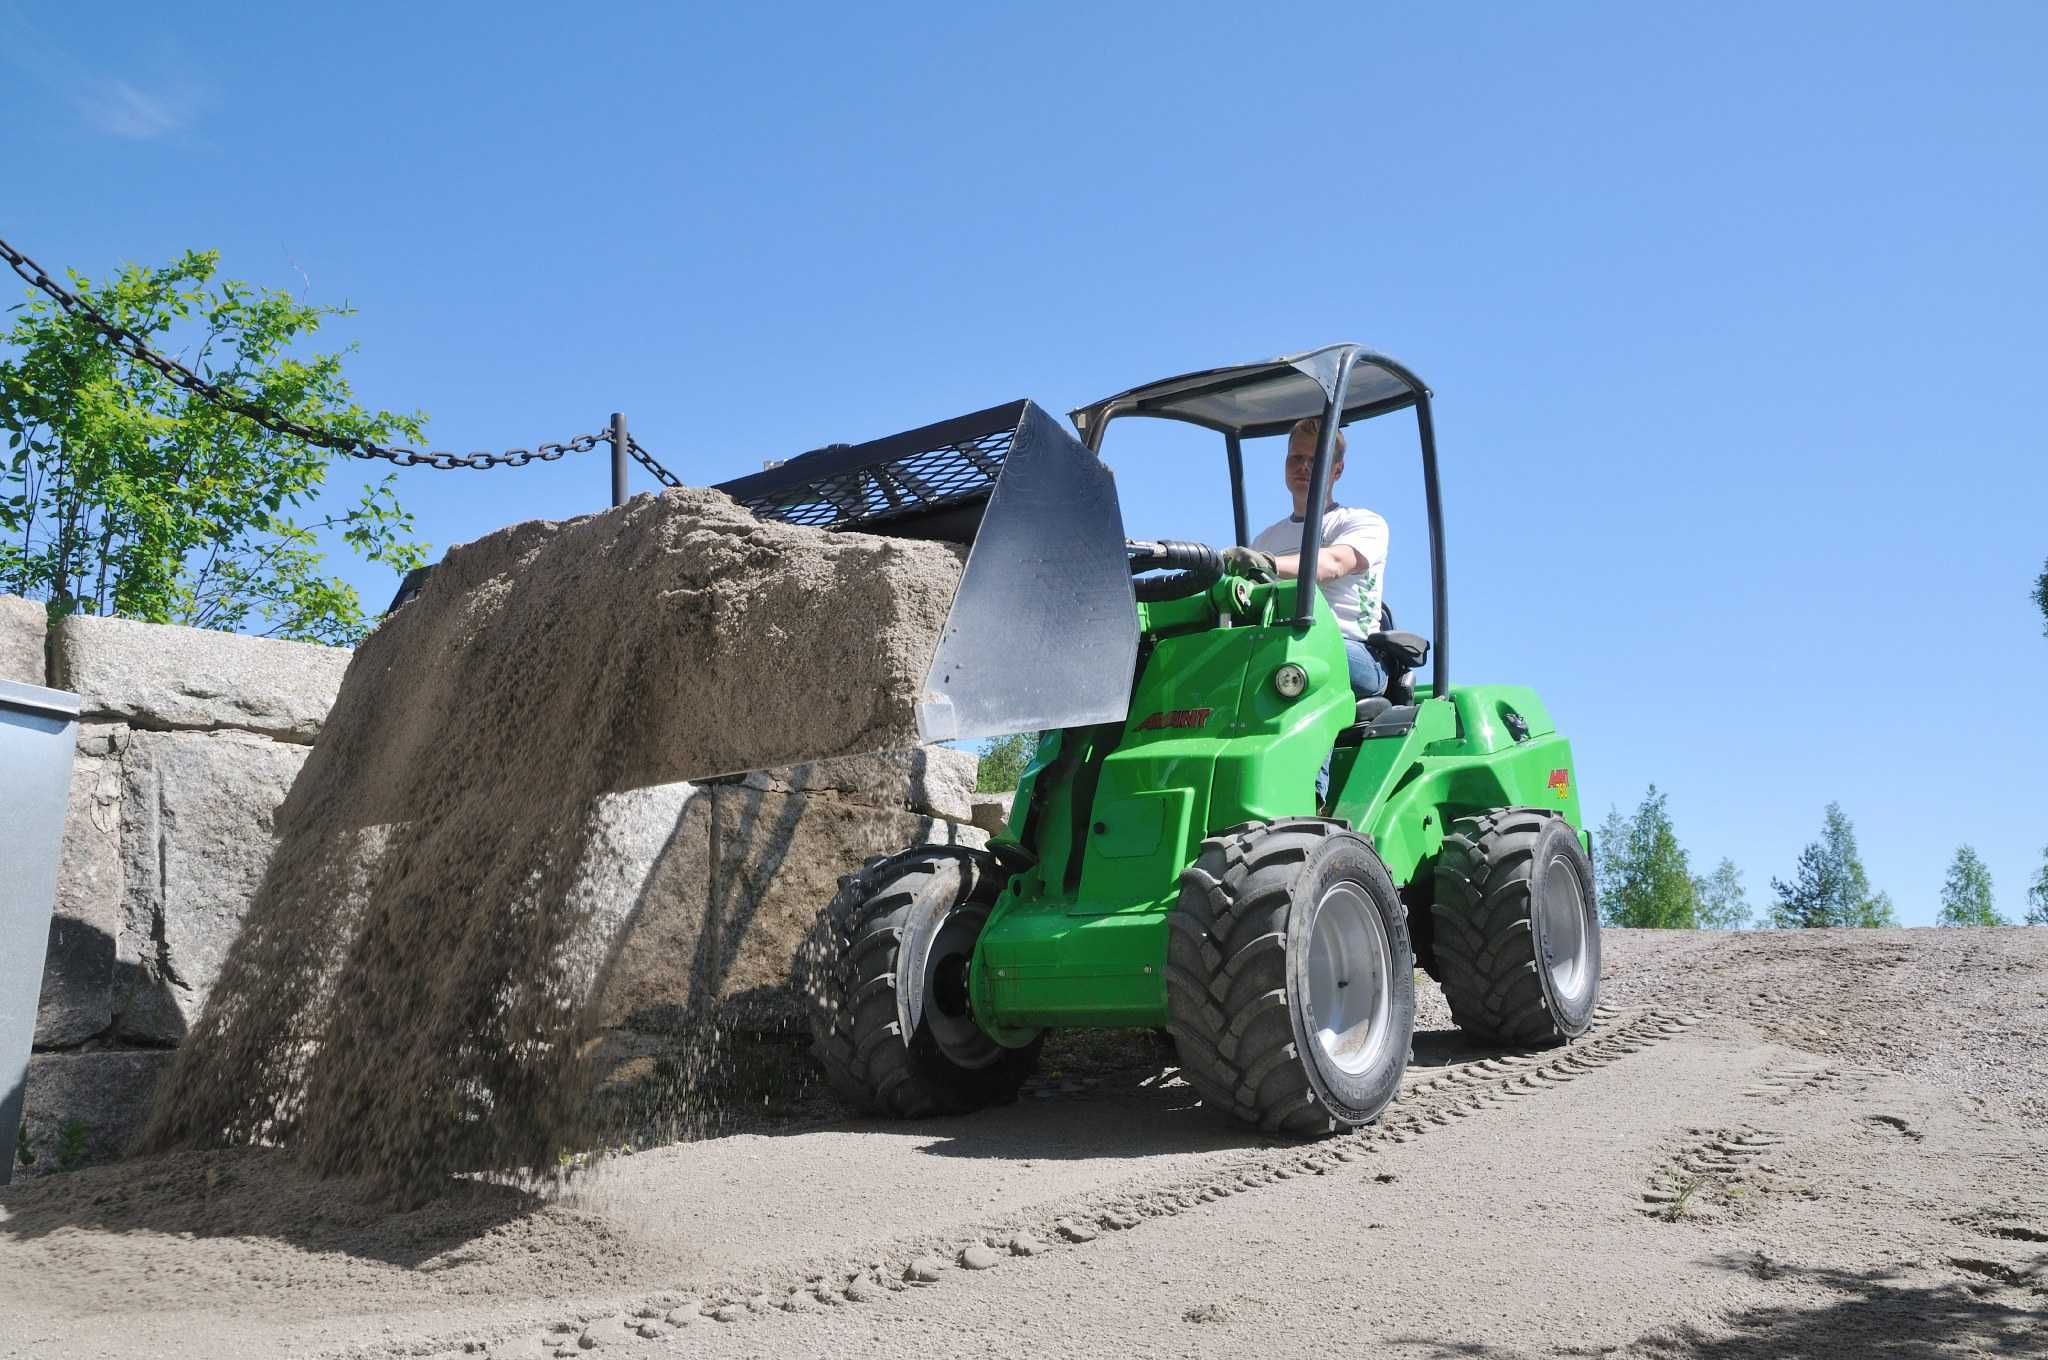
[1273,663,1308,698]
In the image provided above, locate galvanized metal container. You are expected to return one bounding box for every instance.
[0,677,80,1185]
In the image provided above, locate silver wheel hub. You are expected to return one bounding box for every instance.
[1540,853,1592,1003]
[1304,882,1394,1077]
[921,911,1001,1070]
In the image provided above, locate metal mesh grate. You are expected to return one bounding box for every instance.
[727,426,1013,530]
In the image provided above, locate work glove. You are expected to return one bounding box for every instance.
[1221,546,1277,582]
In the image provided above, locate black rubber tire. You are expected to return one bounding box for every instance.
[1164,818,1415,1136]
[1431,808,1601,1046]
[803,846,1041,1118]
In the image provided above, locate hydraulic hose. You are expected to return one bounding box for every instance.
[1127,539,1224,602]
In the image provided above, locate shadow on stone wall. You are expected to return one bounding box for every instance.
[1,1074,22,1185]
[584,772,810,1037]
[18,918,188,1179]
[40,916,195,1051]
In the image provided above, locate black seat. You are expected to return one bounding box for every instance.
[1362,604,1430,705]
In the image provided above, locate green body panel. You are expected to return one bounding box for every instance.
[969,578,1580,1041]
[1325,683,1582,888]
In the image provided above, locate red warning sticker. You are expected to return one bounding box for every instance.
[1137,708,1214,732]
[1547,768,1572,800]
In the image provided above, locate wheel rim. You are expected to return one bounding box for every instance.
[921,910,1001,1070]
[1304,881,1394,1077]
[1540,853,1592,1003]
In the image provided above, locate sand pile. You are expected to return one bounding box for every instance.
[138,489,964,1197]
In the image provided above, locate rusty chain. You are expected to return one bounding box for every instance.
[1,233,682,484]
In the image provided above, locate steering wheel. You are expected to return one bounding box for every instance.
[1127,539,1224,602]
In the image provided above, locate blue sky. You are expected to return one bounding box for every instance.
[5,2,2044,925]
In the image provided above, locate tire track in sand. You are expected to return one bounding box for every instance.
[1740,1057,1887,1106]
[1636,1126,1788,1221]
[395,1005,1707,1359]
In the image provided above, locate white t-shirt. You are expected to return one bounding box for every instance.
[1251,505,1389,643]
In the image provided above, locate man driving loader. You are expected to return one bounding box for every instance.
[1224,416,1391,702]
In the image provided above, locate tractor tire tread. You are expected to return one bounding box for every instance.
[1431,808,1596,1047]
[806,846,1040,1118]
[1164,820,1351,1137]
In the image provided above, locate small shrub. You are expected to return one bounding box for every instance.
[1663,1174,1703,1221]
[56,1120,88,1172]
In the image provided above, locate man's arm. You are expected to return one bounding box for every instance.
[1268,544,1364,582]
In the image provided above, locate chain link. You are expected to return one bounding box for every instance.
[626,434,683,488]
[1,234,682,485]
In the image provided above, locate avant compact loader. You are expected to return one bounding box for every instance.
[717,344,1600,1135]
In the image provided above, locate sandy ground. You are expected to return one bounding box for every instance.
[4,927,2044,1360]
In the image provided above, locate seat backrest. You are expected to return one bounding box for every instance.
[1364,603,1431,702]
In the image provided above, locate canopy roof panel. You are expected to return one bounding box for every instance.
[1069,344,1428,444]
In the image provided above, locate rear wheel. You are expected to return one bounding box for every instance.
[803,847,1041,1117]
[1165,819,1414,1135]
[1432,808,1600,1046]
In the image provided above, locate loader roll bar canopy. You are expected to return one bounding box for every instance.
[1068,345,1424,446]
[1069,344,1449,698]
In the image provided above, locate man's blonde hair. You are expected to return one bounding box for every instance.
[1291,416,1346,461]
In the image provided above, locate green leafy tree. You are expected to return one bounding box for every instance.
[973,731,1036,793]
[1770,840,1841,928]
[2021,847,2048,926]
[1770,803,1896,927]
[1692,857,1752,929]
[1594,806,1632,918]
[1594,786,1699,928]
[1937,845,2005,926]
[2034,557,2047,637]
[1,250,427,644]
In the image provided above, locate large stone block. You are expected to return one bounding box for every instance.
[0,593,45,685]
[556,781,701,1008]
[51,612,350,743]
[970,791,1015,837]
[587,791,717,1032]
[34,725,129,1048]
[113,730,310,1042]
[18,1049,174,1173]
[594,784,986,1032]
[727,744,981,823]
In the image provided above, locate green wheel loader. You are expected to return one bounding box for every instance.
[718,344,1600,1135]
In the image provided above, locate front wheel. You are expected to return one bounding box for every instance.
[803,847,1041,1117]
[1165,819,1415,1136]
[1432,809,1601,1046]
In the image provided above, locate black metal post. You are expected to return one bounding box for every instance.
[1224,433,1249,546]
[1295,350,1359,624]
[610,411,628,508]
[1416,394,1448,696]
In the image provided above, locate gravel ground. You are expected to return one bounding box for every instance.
[1593,927,2048,1124]
[2,926,2043,1360]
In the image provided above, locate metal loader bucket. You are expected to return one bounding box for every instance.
[1,678,80,1185]
[713,399,1140,742]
